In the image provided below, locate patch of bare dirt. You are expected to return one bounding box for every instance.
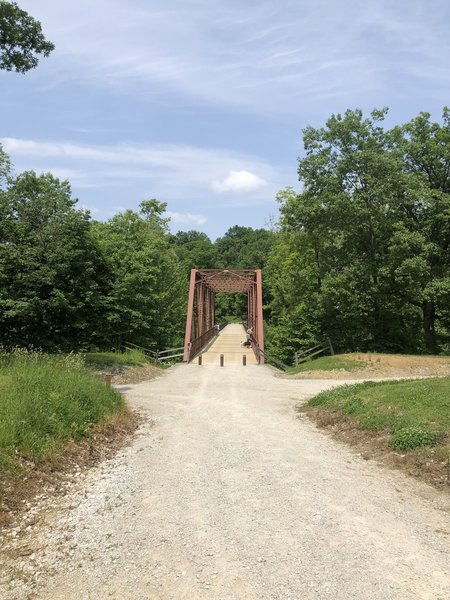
[110,363,165,385]
[298,404,450,491]
[0,408,141,530]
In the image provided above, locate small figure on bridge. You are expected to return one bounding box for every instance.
[243,326,253,347]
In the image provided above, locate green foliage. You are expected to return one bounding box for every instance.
[0,170,111,350]
[390,427,438,451]
[0,147,187,353]
[91,200,186,350]
[268,108,450,360]
[0,1,54,73]
[0,144,11,186]
[171,230,218,276]
[0,350,124,474]
[309,377,450,451]
[215,225,275,270]
[82,349,150,369]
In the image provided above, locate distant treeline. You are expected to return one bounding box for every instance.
[1,107,449,361]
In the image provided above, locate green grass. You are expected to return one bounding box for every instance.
[288,354,367,374]
[309,377,450,451]
[0,350,125,477]
[82,349,150,369]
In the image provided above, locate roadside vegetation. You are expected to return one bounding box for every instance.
[288,355,367,374]
[303,377,450,488]
[287,352,450,377]
[81,349,166,385]
[82,349,150,369]
[0,350,127,492]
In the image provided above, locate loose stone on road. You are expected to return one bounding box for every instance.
[1,363,449,599]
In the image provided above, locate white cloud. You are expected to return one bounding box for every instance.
[166,211,207,226]
[211,170,268,193]
[1,137,287,208]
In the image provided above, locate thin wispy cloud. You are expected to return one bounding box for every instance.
[166,211,207,226]
[21,0,450,113]
[3,2,449,238]
[1,137,285,206]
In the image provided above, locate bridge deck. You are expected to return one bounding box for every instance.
[198,323,258,365]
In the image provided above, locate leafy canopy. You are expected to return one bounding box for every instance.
[0,1,54,73]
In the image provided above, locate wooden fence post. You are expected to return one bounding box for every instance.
[327,337,334,355]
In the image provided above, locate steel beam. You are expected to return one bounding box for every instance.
[183,269,198,361]
[255,269,264,363]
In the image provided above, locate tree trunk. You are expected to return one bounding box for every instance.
[422,300,437,353]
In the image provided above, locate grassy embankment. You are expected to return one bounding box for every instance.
[82,348,150,369]
[309,378,450,450]
[288,355,367,373]
[0,350,129,496]
[289,352,450,485]
[304,377,450,487]
[288,352,450,375]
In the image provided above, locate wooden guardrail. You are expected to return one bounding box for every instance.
[255,346,288,371]
[294,337,334,366]
[157,346,185,362]
[122,341,184,364]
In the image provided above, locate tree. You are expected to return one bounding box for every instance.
[171,230,218,276]
[0,170,110,349]
[215,225,275,270]
[390,109,450,352]
[0,1,54,73]
[0,143,11,186]
[92,201,186,350]
[268,108,441,359]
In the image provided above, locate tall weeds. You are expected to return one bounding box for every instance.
[0,349,124,474]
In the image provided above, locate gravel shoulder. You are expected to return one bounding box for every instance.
[1,364,449,600]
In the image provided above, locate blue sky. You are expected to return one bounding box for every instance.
[1,0,449,240]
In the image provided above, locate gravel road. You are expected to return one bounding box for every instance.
[1,363,449,599]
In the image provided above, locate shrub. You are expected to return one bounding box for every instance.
[390,426,438,451]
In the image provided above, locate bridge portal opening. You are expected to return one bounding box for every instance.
[183,269,264,363]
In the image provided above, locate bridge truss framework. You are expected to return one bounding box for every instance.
[183,268,264,363]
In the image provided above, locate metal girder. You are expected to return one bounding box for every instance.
[195,269,256,293]
[183,268,265,363]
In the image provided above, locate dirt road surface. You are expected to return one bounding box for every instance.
[1,364,449,600]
